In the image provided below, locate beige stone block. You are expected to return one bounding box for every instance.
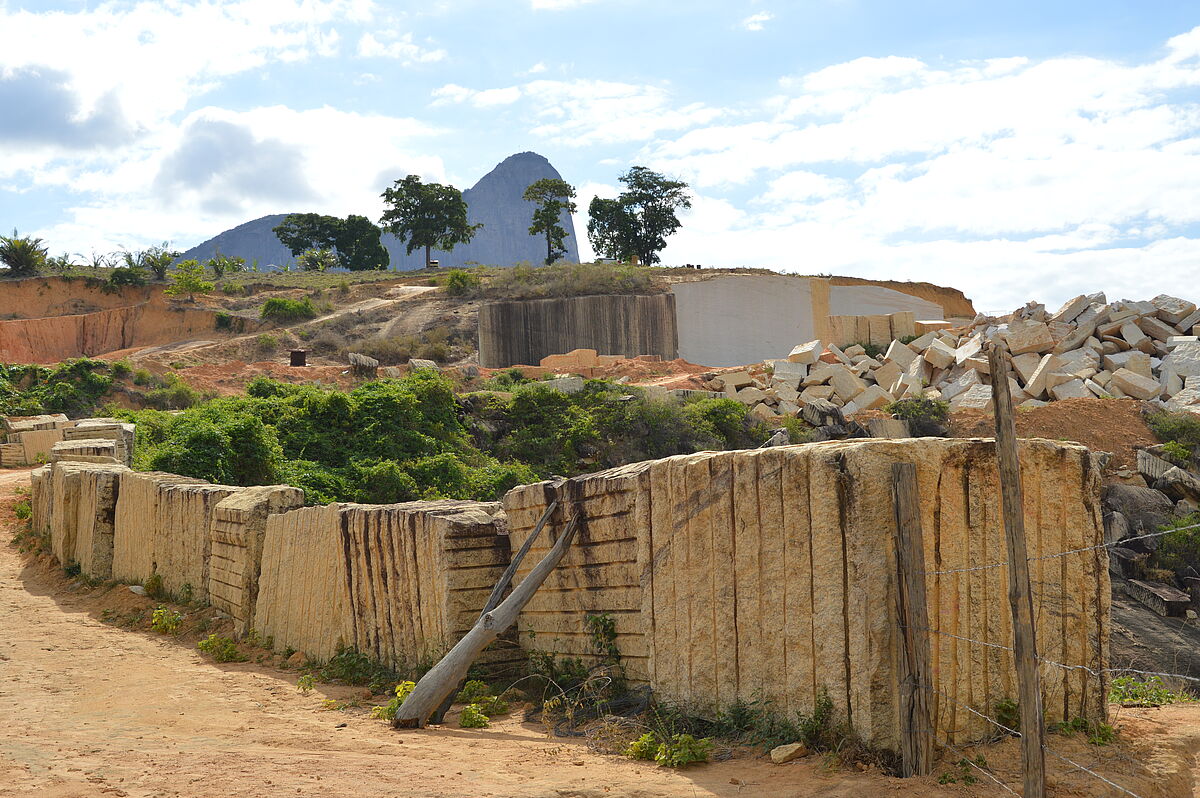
[787,340,822,365]
[949,384,994,411]
[799,385,836,402]
[888,311,916,340]
[1151,294,1197,326]
[1121,322,1148,348]
[1110,367,1161,400]
[872,361,902,392]
[1024,354,1062,399]
[1011,352,1041,383]
[924,338,956,369]
[828,365,866,401]
[737,387,768,405]
[867,315,891,347]
[883,340,917,369]
[1050,378,1090,400]
[1006,322,1055,355]
[716,371,755,391]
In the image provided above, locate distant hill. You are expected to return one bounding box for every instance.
[178,152,580,270]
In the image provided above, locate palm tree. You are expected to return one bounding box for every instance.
[0,229,48,277]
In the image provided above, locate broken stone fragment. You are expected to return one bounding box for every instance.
[1151,294,1198,326]
[787,340,823,365]
[1006,322,1055,355]
[770,743,809,764]
[923,338,956,369]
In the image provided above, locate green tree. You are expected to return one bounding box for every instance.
[206,251,245,279]
[587,166,691,266]
[273,213,388,271]
[121,243,179,280]
[379,175,481,269]
[164,259,214,300]
[523,178,577,265]
[0,229,48,277]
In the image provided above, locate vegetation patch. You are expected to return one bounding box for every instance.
[261,297,318,323]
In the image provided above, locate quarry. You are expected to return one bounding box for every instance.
[4,260,1200,798]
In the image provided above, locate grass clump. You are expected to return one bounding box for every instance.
[441,268,483,296]
[261,297,318,323]
[473,261,664,301]
[1055,716,1115,745]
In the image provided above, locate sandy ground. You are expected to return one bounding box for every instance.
[2,467,1199,798]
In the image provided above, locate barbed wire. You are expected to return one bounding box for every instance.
[1043,747,1142,798]
[938,739,1020,796]
[920,519,1200,576]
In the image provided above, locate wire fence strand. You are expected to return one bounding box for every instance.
[1043,747,1143,798]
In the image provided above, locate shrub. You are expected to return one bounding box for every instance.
[1148,512,1200,576]
[459,703,490,728]
[442,268,482,296]
[370,680,416,720]
[884,397,950,436]
[1147,410,1200,448]
[111,359,133,379]
[150,606,183,634]
[654,734,713,768]
[197,634,246,663]
[255,334,280,354]
[164,259,214,299]
[106,266,148,288]
[297,674,316,693]
[1162,440,1192,464]
[297,248,337,272]
[206,252,245,278]
[261,297,318,323]
[456,679,492,703]
[625,733,659,761]
[482,261,663,300]
[1109,675,1192,706]
[13,497,32,520]
[143,573,165,600]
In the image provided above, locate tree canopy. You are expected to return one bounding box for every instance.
[523,178,577,265]
[586,166,691,266]
[379,176,481,268]
[273,213,389,271]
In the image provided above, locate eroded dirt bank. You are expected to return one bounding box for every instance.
[1,467,1198,798]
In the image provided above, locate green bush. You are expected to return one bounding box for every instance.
[106,266,148,288]
[459,703,490,728]
[1147,410,1200,448]
[261,297,318,323]
[456,680,492,703]
[1109,675,1192,706]
[654,734,713,768]
[150,606,183,634]
[370,680,416,720]
[1162,440,1192,464]
[442,268,483,296]
[197,634,246,663]
[1148,513,1200,576]
[884,397,950,436]
[111,359,133,378]
[625,733,659,761]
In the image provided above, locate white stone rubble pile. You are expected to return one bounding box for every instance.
[700,292,1200,421]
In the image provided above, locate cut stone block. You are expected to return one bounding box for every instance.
[950,384,994,411]
[872,361,903,393]
[1050,294,1091,324]
[883,340,917,369]
[1151,294,1198,326]
[1121,322,1149,349]
[1138,315,1179,342]
[1166,388,1200,409]
[1007,322,1055,355]
[955,336,982,365]
[1012,353,1042,383]
[1050,379,1090,400]
[924,338,956,369]
[1110,368,1162,400]
[1025,354,1062,399]
[1162,342,1200,378]
[843,344,866,358]
[716,371,756,391]
[867,418,910,439]
[828,365,867,401]
[800,385,836,402]
[788,340,823,365]
[737,387,768,405]
[941,369,982,402]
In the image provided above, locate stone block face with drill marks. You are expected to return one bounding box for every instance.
[207,486,305,636]
[46,461,129,578]
[503,437,1109,753]
[253,500,512,669]
[111,471,207,586]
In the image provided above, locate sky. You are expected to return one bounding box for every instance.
[2,1,1200,311]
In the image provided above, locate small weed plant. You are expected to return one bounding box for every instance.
[370,680,416,720]
[13,497,31,520]
[297,674,316,693]
[1055,716,1115,745]
[654,734,713,768]
[150,606,183,634]
[197,634,246,663]
[939,757,987,785]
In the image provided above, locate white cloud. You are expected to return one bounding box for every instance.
[357,31,446,63]
[433,79,723,145]
[741,12,773,32]
[632,32,1200,307]
[521,62,549,76]
[530,0,598,9]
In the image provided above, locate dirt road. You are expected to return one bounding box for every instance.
[1,467,1198,797]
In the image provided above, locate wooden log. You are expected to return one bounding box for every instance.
[987,342,1047,798]
[394,516,579,728]
[892,462,933,777]
[428,495,561,724]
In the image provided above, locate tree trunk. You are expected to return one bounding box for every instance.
[425,244,431,269]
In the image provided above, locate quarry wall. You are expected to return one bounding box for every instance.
[670,275,946,367]
[0,302,239,363]
[478,293,679,369]
[503,438,1108,750]
[27,434,1107,755]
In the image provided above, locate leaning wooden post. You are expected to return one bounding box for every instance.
[394,515,580,728]
[892,462,934,777]
[987,342,1047,798]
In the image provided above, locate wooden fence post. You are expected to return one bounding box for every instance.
[892,462,934,777]
[988,342,1047,798]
